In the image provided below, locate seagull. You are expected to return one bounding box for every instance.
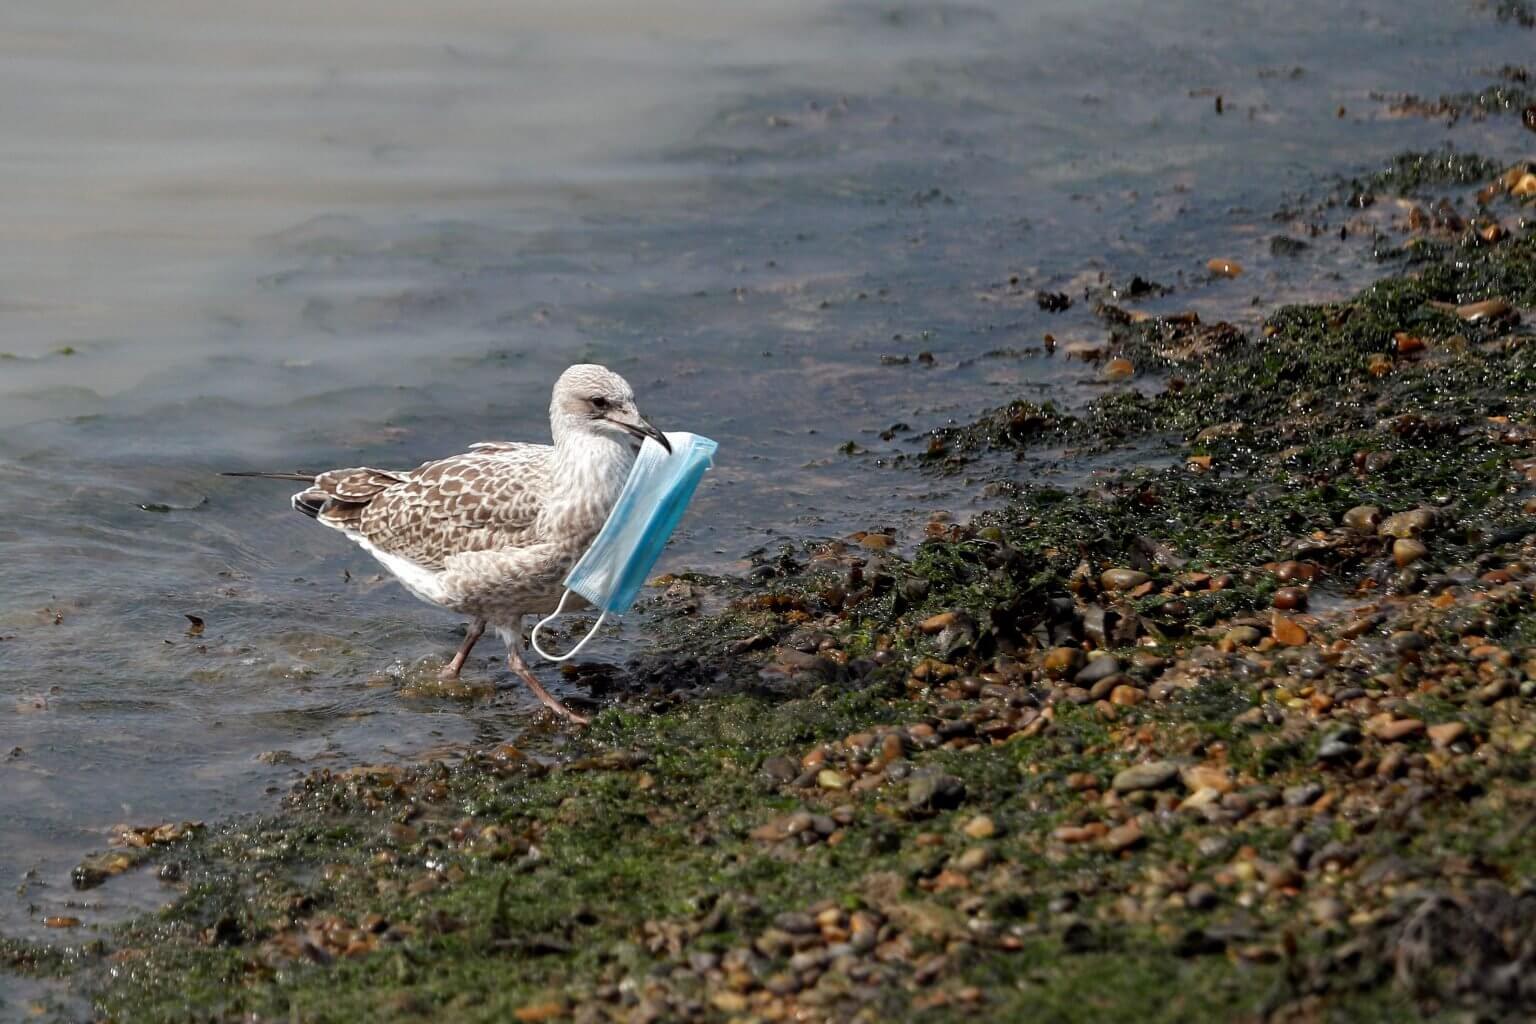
[228,364,669,724]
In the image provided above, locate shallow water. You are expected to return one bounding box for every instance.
[0,0,1530,941]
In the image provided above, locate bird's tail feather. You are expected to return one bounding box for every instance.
[221,471,318,482]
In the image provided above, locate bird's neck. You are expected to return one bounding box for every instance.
[538,432,636,545]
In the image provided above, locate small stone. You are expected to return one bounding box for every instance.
[1477,678,1515,704]
[962,815,998,840]
[1393,538,1428,567]
[760,755,799,783]
[918,611,960,634]
[1104,820,1144,852]
[1184,884,1218,911]
[1271,613,1308,646]
[1088,674,1126,701]
[1376,718,1425,742]
[1104,358,1135,381]
[1101,568,1151,591]
[1379,509,1435,539]
[1053,823,1108,844]
[1222,625,1263,649]
[1109,684,1144,706]
[1342,505,1382,531]
[954,846,992,872]
[774,911,818,934]
[1112,761,1181,793]
[1074,656,1123,686]
[1042,647,1085,678]
[1427,722,1468,748]
[907,771,966,812]
[1455,298,1512,322]
[817,769,850,791]
[711,992,750,1014]
[1283,782,1323,807]
[1272,587,1308,611]
[1197,835,1231,859]
[1181,765,1233,794]
[1316,740,1356,763]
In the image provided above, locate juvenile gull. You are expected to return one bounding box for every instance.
[232,364,668,723]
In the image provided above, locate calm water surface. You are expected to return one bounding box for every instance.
[0,0,1530,945]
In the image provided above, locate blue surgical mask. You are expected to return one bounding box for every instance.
[530,431,717,661]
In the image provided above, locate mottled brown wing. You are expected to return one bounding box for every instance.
[316,445,552,570]
[315,467,403,500]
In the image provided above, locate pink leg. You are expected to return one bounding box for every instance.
[507,640,589,726]
[439,618,486,680]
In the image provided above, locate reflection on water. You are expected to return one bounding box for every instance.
[0,0,1530,937]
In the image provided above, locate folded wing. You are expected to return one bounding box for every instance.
[294,444,551,570]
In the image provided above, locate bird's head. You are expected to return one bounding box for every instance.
[550,363,670,453]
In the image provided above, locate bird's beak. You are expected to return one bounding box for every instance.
[611,414,672,454]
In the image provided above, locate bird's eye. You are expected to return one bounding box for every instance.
[590,396,611,411]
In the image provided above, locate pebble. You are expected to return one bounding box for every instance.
[1104,358,1135,381]
[1054,823,1108,843]
[1088,675,1128,701]
[1075,656,1123,686]
[962,815,998,840]
[918,611,960,634]
[1101,568,1151,591]
[774,911,818,934]
[954,846,992,872]
[1184,884,1218,911]
[1427,722,1468,748]
[1222,625,1263,649]
[1271,613,1308,647]
[1181,765,1233,794]
[1342,505,1382,531]
[817,769,849,791]
[1392,538,1428,567]
[1316,740,1356,763]
[1283,782,1323,807]
[907,771,966,812]
[1455,298,1512,322]
[1379,509,1435,539]
[1272,587,1308,611]
[1197,836,1232,859]
[1274,560,1319,583]
[1109,684,1144,706]
[1112,761,1181,793]
[760,756,799,783]
[1376,718,1425,742]
[1043,646,1084,678]
[1104,820,1144,852]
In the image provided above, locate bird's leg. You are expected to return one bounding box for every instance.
[506,625,589,725]
[439,618,486,680]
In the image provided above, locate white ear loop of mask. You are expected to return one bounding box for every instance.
[529,591,608,662]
